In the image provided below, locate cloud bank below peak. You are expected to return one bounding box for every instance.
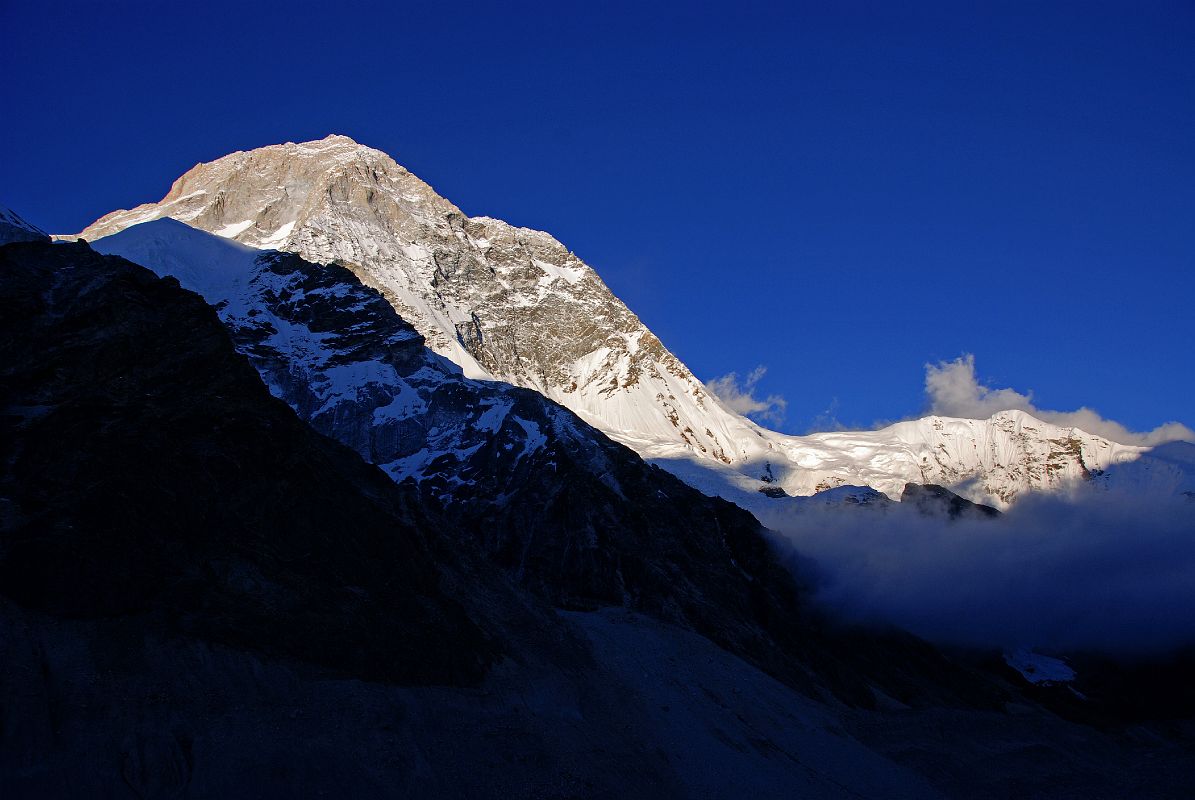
[775,491,1195,655]
[925,354,1194,447]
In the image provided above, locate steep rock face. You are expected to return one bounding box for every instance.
[72,136,758,465]
[0,240,496,685]
[70,135,1190,509]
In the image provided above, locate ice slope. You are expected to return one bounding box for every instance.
[73,136,1192,509]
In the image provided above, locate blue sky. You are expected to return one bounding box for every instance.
[3,1,1191,435]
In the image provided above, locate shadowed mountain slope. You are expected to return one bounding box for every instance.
[83,221,1010,708]
[0,240,503,685]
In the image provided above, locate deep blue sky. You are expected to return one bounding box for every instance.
[4,1,1192,434]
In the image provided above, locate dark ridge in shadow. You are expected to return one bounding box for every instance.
[0,240,499,686]
[901,483,1001,519]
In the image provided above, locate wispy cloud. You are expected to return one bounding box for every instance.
[706,366,787,425]
[925,354,1194,447]
[805,397,848,433]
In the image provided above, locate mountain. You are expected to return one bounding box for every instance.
[1,206,49,244]
[70,135,1192,510]
[656,409,1192,520]
[72,135,750,464]
[11,162,1195,793]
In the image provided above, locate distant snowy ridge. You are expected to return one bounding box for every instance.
[71,135,1194,509]
[650,409,1195,521]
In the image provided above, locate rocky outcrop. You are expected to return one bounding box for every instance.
[900,483,1001,519]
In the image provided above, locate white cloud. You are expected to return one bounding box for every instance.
[806,397,848,433]
[924,354,1194,447]
[706,366,787,425]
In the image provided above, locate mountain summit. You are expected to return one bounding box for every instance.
[72,136,1191,508]
[76,135,753,464]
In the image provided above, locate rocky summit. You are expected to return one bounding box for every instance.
[72,136,1193,511]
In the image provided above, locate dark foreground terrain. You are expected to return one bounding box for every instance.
[2,238,1192,798]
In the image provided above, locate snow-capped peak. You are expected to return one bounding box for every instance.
[70,139,1193,511]
[71,136,744,458]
